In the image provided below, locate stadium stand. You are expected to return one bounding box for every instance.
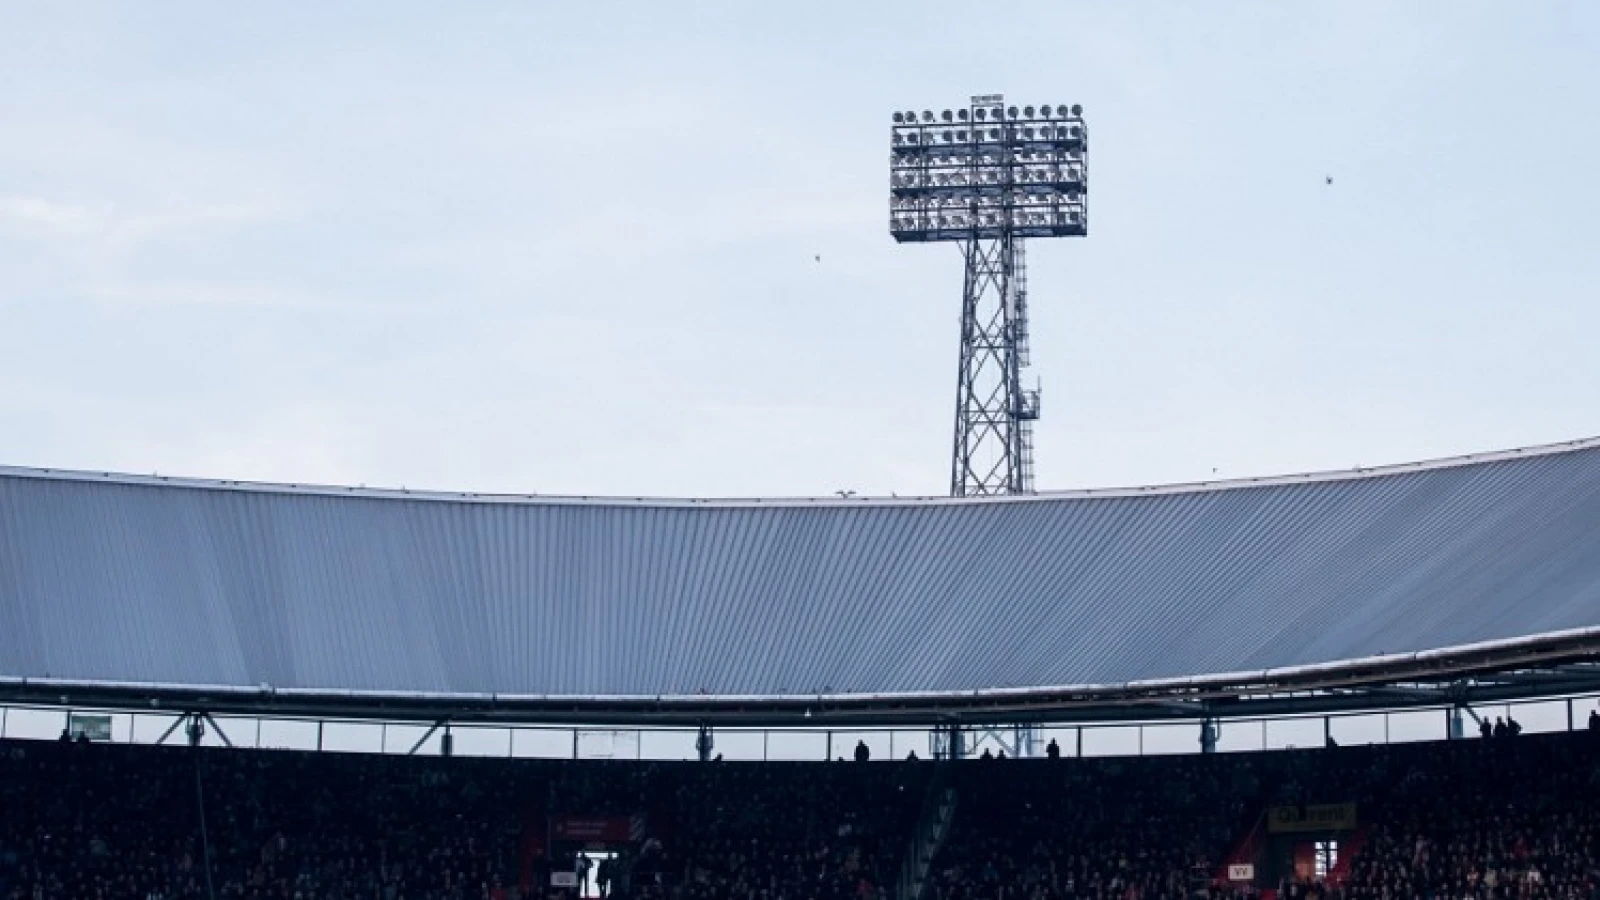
[0,739,927,900]
[1341,732,1600,900]
[0,738,521,899]
[4,729,1600,900]
[927,754,1263,900]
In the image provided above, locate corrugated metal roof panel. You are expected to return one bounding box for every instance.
[3,439,1600,697]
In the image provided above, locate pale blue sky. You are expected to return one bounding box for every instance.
[2,2,1597,497]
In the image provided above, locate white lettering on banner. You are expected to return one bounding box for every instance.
[1228,864,1255,882]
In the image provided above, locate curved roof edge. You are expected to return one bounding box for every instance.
[4,435,1599,509]
[5,626,1600,728]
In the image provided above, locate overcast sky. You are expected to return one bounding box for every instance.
[2,2,1597,498]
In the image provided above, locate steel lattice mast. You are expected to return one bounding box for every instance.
[890,94,1087,496]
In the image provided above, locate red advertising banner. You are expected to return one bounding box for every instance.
[551,816,635,844]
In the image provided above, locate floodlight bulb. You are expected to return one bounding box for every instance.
[955,130,966,141]
[1024,106,1035,117]
[957,109,968,121]
[1040,102,1052,117]
[922,110,933,122]
[893,112,904,124]
[941,109,953,122]
[988,128,999,140]
[1071,104,1083,117]
[1007,106,1018,118]
[1056,105,1068,118]
[975,108,987,121]
[1070,126,1082,138]
[1023,127,1034,139]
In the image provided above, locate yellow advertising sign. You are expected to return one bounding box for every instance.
[1266,803,1358,833]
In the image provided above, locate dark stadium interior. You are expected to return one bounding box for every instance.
[4,728,1598,900]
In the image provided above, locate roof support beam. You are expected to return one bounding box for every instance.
[202,713,233,748]
[408,719,444,755]
[9,634,1600,729]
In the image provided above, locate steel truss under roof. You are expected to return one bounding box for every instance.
[4,437,1600,727]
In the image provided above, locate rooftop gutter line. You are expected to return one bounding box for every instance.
[5,625,1598,711]
[2,436,1597,509]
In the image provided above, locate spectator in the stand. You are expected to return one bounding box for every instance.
[978,748,993,760]
[907,749,919,761]
[855,739,871,762]
[1493,716,1508,738]
[1480,717,1493,739]
[1589,709,1600,731]
[1507,714,1523,737]
[1046,738,1060,759]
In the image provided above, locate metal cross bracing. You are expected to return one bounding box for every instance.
[952,234,1040,495]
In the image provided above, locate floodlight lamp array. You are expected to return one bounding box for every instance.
[889,102,1088,242]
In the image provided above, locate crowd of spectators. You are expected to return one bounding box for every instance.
[653,762,926,900]
[927,754,1264,900]
[5,724,1600,900]
[0,738,925,900]
[923,726,1600,900]
[1339,732,1600,900]
[0,736,520,900]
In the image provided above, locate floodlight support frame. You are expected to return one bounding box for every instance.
[888,94,1086,496]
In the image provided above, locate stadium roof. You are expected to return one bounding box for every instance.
[4,437,1600,726]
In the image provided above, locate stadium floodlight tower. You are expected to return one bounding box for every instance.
[890,95,1087,496]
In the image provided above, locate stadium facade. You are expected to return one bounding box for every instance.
[3,437,1600,732]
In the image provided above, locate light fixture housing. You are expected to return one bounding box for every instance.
[890,94,1088,242]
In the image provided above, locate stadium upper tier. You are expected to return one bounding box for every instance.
[3,438,1600,712]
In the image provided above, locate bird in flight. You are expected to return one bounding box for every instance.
[1325,176,1333,185]
[814,254,821,263]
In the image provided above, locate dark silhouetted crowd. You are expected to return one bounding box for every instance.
[0,739,924,900]
[927,753,1263,900]
[5,725,1600,900]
